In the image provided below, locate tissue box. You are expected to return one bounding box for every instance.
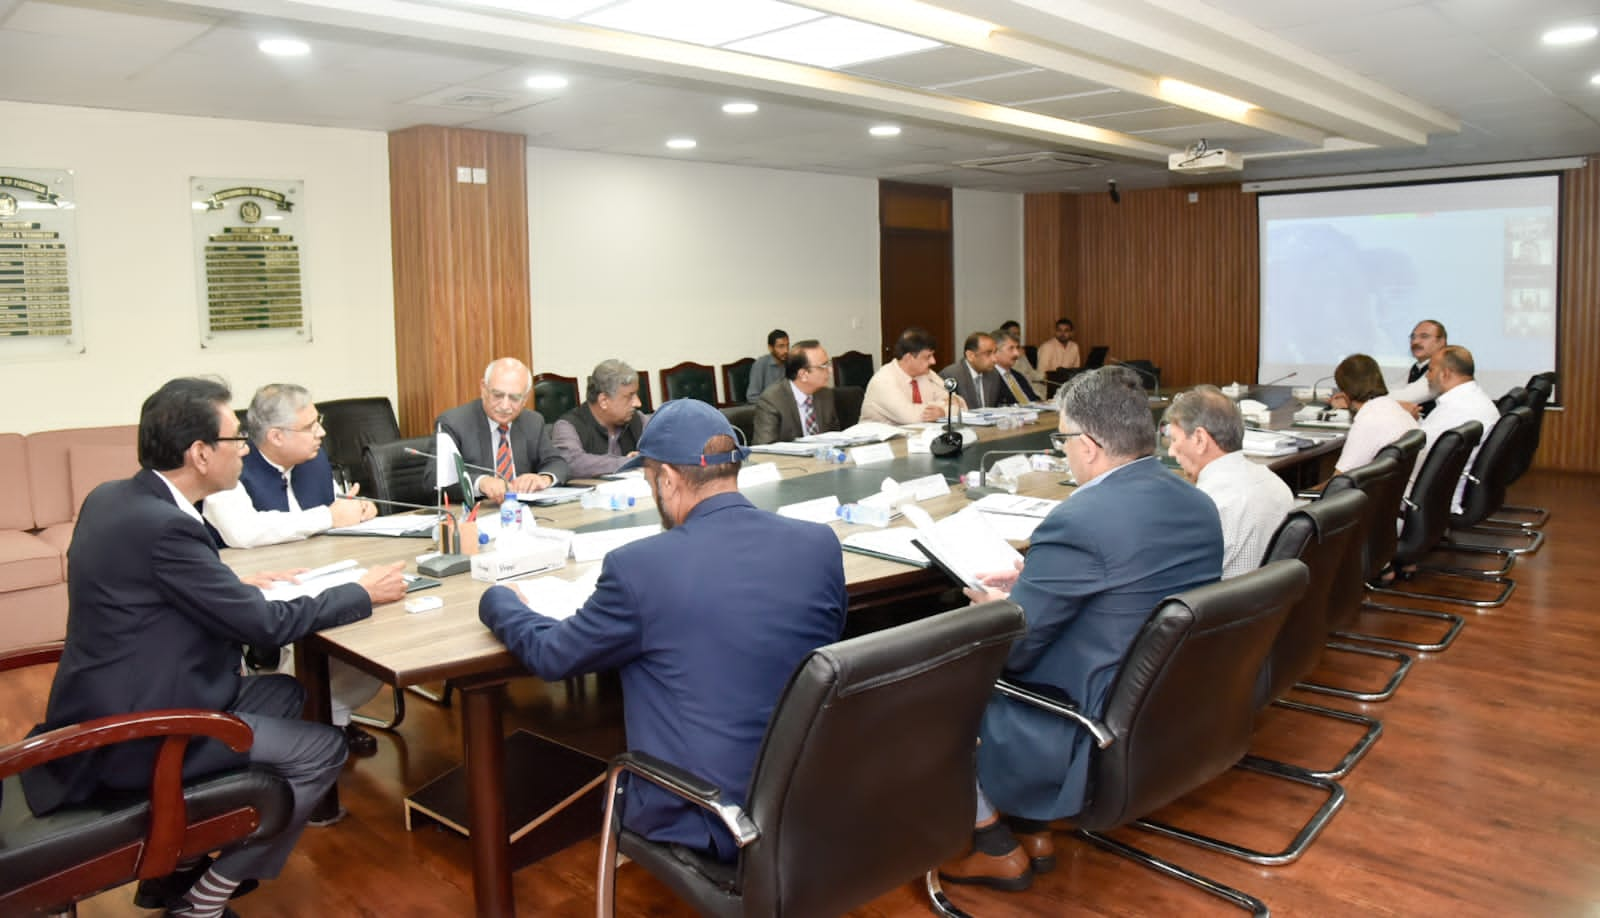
[471,536,568,582]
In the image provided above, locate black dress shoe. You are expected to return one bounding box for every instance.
[344,722,378,757]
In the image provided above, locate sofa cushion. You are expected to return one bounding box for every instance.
[0,434,30,531]
[0,531,63,594]
[25,426,137,529]
[69,445,140,515]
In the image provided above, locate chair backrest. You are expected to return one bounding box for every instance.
[1023,344,1038,367]
[722,358,756,405]
[318,397,401,494]
[831,351,875,390]
[833,385,864,429]
[1496,386,1527,416]
[1120,359,1160,392]
[1320,455,1403,625]
[532,373,579,426]
[363,436,437,514]
[1072,560,1307,830]
[1508,374,1553,483]
[720,404,756,445]
[636,371,654,414]
[737,602,1025,917]
[1256,491,1368,704]
[1375,428,1426,483]
[1453,407,1529,528]
[1393,422,1480,565]
[660,362,717,405]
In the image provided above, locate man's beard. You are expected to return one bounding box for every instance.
[653,489,674,531]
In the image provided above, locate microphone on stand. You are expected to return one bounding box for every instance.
[1306,374,1337,406]
[964,448,1043,500]
[1259,371,1297,387]
[335,492,449,515]
[930,377,965,458]
[403,447,499,478]
[1111,360,1160,399]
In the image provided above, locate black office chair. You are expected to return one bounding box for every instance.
[318,397,402,495]
[1022,344,1038,368]
[832,385,864,429]
[1441,407,1542,555]
[659,362,718,405]
[1120,359,1161,393]
[532,373,580,426]
[0,643,293,917]
[362,436,436,515]
[721,358,756,405]
[1486,373,1553,529]
[635,371,654,414]
[1495,386,1527,416]
[973,561,1309,916]
[831,351,874,390]
[596,602,1026,918]
[719,404,756,445]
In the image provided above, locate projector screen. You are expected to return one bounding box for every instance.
[1258,174,1559,400]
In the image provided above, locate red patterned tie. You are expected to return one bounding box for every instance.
[911,378,922,404]
[495,424,513,481]
[802,395,817,436]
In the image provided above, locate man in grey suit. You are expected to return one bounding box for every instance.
[753,339,840,444]
[433,357,570,505]
[940,367,1223,892]
[940,332,1002,411]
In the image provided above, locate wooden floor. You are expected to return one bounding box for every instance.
[6,470,1599,917]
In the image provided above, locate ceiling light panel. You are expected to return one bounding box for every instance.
[456,0,613,18]
[724,16,940,68]
[1540,24,1597,45]
[581,0,823,47]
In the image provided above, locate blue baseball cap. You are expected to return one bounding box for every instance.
[618,399,750,471]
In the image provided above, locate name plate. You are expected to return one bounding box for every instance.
[778,495,841,524]
[737,462,782,488]
[901,473,951,500]
[850,443,895,465]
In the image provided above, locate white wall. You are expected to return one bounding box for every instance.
[953,188,1024,342]
[0,101,396,434]
[526,147,883,389]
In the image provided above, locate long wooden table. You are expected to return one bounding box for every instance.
[223,407,1342,916]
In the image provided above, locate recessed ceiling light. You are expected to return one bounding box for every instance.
[1542,24,1597,45]
[1591,72,1600,85]
[869,125,901,138]
[582,0,822,47]
[258,38,310,57]
[526,74,569,90]
[725,16,940,68]
[666,138,698,150]
[722,102,759,115]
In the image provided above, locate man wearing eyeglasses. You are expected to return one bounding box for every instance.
[752,339,841,444]
[434,357,570,505]
[939,367,1222,892]
[202,383,386,757]
[23,377,407,918]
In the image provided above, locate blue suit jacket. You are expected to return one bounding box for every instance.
[479,491,847,860]
[976,457,1222,819]
[237,445,335,512]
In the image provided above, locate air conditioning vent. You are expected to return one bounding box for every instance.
[406,88,524,112]
[954,151,1105,174]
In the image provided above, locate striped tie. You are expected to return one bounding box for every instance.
[1003,370,1028,405]
[495,424,514,481]
[802,395,817,436]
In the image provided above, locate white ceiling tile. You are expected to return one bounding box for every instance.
[841,46,1027,88]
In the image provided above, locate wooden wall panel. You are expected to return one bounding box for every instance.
[388,126,530,436]
[1024,163,1597,472]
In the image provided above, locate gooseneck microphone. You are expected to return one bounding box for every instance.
[1259,371,1297,387]
[402,447,499,478]
[1308,374,1337,405]
[964,448,1042,500]
[930,377,965,458]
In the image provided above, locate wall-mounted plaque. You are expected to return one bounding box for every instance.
[191,177,309,345]
[0,167,82,355]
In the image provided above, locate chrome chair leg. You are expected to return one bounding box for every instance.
[1264,698,1382,780]
[1484,504,1548,529]
[1136,757,1345,866]
[1078,830,1269,916]
[1333,601,1466,653]
[1367,572,1514,609]
[1446,525,1544,556]
[351,683,407,731]
[925,872,977,918]
[1296,642,1413,702]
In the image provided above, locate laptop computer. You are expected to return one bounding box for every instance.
[1084,345,1109,369]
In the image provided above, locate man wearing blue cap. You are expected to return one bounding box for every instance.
[479,399,847,861]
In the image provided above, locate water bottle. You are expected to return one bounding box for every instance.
[478,530,493,553]
[837,502,891,527]
[811,445,846,463]
[500,493,520,530]
[581,492,636,511]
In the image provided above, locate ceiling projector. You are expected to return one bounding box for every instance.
[1169,141,1243,174]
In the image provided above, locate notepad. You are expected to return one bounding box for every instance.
[510,568,602,621]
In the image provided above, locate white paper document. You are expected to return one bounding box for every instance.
[327,513,440,536]
[1242,429,1301,457]
[748,441,817,456]
[570,524,661,563]
[971,494,1060,518]
[840,527,929,567]
[911,507,1025,590]
[511,568,602,621]
[778,495,842,523]
[260,565,366,601]
[800,421,904,445]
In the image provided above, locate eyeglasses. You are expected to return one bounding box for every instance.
[277,414,325,435]
[212,435,251,450]
[486,389,528,405]
[803,361,832,373]
[1050,430,1099,452]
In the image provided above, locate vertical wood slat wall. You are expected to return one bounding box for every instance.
[388,126,530,437]
[1025,160,1597,473]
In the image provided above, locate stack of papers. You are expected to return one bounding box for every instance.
[570,524,661,562]
[327,513,439,537]
[1242,429,1301,457]
[510,568,602,621]
[799,421,905,446]
[840,528,929,567]
[260,560,365,601]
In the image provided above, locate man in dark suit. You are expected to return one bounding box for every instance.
[22,377,407,918]
[752,339,841,444]
[940,332,1002,410]
[480,399,846,860]
[433,357,570,504]
[941,367,1223,892]
[551,359,647,478]
[991,328,1040,406]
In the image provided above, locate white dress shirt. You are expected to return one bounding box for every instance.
[860,360,966,425]
[202,456,334,549]
[1335,396,1419,474]
[1196,451,1296,579]
[1419,379,1500,513]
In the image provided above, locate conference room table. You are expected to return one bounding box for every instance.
[222,401,1343,917]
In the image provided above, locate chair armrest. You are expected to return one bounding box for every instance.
[0,709,254,780]
[0,641,65,673]
[994,678,1114,749]
[609,751,760,848]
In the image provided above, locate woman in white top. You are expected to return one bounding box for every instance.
[1331,353,1420,474]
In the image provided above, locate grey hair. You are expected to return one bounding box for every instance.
[1057,366,1155,459]
[991,328,1019,347]
[247,383,313,441]
[586,359,638,403]
[1164,385,1244,453]
[482,357,532,392]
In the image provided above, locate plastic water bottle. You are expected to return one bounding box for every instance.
[581,492,637,511]
[837,502,891,527]
[500,493,520,530]
[812,445,847,463]
[478,531,493,553]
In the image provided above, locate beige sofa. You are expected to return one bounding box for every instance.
[0,426,139,651]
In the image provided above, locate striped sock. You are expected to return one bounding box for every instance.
[175,868,241,918]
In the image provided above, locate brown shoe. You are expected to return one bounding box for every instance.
[938,845,1032,892]
[1015,830,1057,874]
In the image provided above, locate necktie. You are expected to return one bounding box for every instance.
[802,395,817,437]
[495,424,514,480]
[1003,370,1028,405]
[1408,362,1426,384]
[911,378,922,404]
